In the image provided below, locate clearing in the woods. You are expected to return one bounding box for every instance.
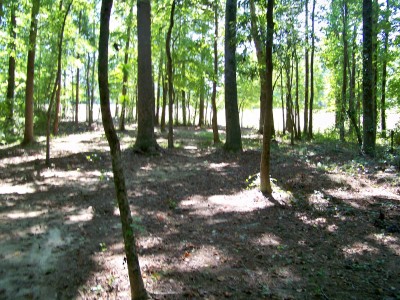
[0,124,399,299]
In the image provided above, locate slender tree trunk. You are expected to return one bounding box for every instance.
[181,62,187,126]
[249,0,267,134]
[362,0,375,156]
[308,0,316,139]
[46,0,72,165]
[199,76,205,127]
[161,74,167,132]
[98,2,147,299]
[119,0,134,131]
[381,0,390,138]
[340,1,348,142]
[155,54,163,126]
[6,2,16,126]
[347,24,362,147]
[166,0,176,148]
[75,11,82,126]
[22,0,40,146]
[303,0,309,137]
[260,0,274,194]
[211,0,220,144]
[280,67,285,134]
[224,0,242,152]
[89,52,96,125]
[294,48,300,139]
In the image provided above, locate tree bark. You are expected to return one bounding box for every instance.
[22,0,40,146]
[6,2,16,126]
[46,0,72,165]
[303,0,309,137]
[224,0,242,152]
[119,0,134,131]
[98,1,148,299]
[135,0,158,151]
[308,0,315,139]
[260,0,274,195]
[380,0,390,138]
[339,0,348,142]
[211,0,220,144]
[166,0,176,149]
[362,0,375,156]
[249,0,267,134]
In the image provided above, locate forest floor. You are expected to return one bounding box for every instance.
[0,123,399,300]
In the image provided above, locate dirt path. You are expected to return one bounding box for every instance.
[0,126,399,299]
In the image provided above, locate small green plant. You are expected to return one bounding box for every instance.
[167,199,177,210]
[99,242,107,252]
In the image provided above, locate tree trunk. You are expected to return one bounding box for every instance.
[308,0,316,139]
[339,1,348,142]
[166,0,176,149]
[362,0,375,156]
[119,0,134,131]
[249,0,267,134]
[224,0,242,152]
[303,0,309,137]
[155,54,163,126]
[347,24,362,147]
[6,2,16,126]
[46,1,72,166]
[135,0,158,152]
[22,0,40,146]
[98,2,148,299]
[280,67,285,135]
[260,0,274,194]
[380,0,390,138]
[294,48,300,139]
[211,0,220,144]
[161,74,167,132]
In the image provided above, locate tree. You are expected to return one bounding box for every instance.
[119,0,134,131]
[98,0,147,299]
[166,0,175,149]
[260,0,274,194]
[308,0,316,139]
[6,1,16,126]
[135,0,158,152]
[303,0,309,137]
[362,0,375,156]
[224,0,242,152]
[22,0,41,146]
[380,0,390,137]
[46,0,72,165]
[211,0,220,144]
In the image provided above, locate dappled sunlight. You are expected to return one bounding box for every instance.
[342,242,379,257]
[7,209,48,220]
[64,206,94,225]
[370,233,400,256]
[0,183,37,194]
[295,212,327,228]
[252,233,281,247]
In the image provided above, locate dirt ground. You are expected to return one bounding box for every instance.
[0,124,399,300]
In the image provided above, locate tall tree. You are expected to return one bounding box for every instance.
[166,0,175,149]
[362,0,375,156]
[224,0,242,152]
[339,0,348,142]
[119,0,134,131]
[303,0,309,137]
[380,0,390,137]
[249,0,267,134]
[6,1,16,126]
[46,0,72,165]
[135,0,158,152]
[22,0,41,145]
[98,1,147,299]
[308,0,316,139]
[260,0,274,194]
[211,0,220,144]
